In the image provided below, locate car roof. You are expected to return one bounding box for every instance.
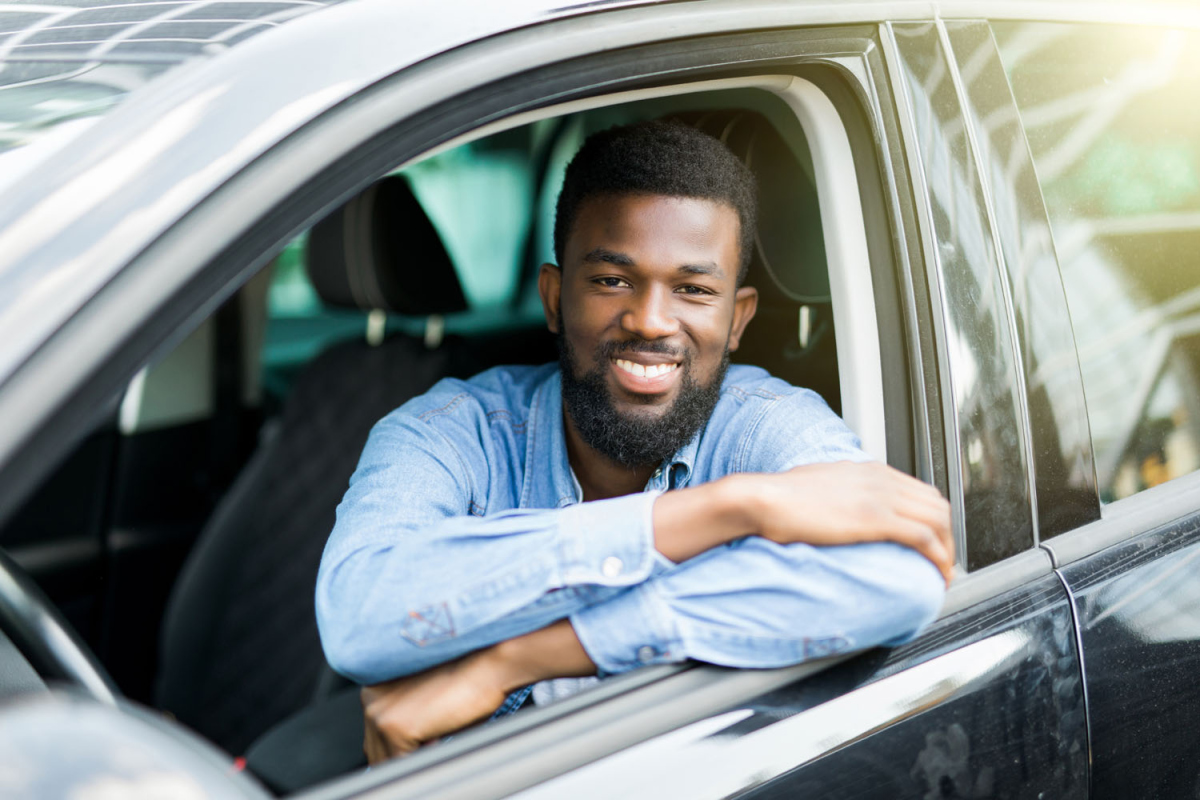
[0,0,1194,389]
[0,1,345,155]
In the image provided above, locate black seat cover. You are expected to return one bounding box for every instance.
[155,176,474,755]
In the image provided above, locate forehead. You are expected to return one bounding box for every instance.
[567,194,741,271]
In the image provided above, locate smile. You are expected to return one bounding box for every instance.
[613,358,680,379]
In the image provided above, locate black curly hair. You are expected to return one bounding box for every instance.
[553,120,758,284]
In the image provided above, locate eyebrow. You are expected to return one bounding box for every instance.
[678,261,725,280]
[582,248,726,280]
[582,247,635,267]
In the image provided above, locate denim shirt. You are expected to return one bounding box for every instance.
[315,363,944,688]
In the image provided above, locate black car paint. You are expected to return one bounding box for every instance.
[941,20,1100,542]
[1061,513,1200,799]
[742,576,1087,799]
[891,20,1038,570]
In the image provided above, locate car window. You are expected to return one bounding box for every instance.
[994,21,1200,503]
[261,128,550,399]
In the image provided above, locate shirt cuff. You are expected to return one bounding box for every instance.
[570,581,684,675]
[554,492,660,588]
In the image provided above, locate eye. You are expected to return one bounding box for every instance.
[593,276,631,289]
[676,284,714,296]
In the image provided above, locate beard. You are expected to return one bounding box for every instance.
[557,317,729,470]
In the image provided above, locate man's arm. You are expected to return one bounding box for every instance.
[321,383,952,686]
[316,409,663,684]
[363,620,591,761]
[361,464,950,762]
[319,415,948,685]
[653,461,952,580]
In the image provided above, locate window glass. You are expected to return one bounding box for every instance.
[994,22,1200,502]
[260,132,544,398]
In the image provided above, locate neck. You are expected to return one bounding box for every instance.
[562,412,656,501]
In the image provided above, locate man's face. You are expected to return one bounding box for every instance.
[539,193,757,468]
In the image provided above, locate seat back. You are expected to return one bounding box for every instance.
[155,176,471,754]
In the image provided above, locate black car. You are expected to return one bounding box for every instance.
[0,1,1197,797]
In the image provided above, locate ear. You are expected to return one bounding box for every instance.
[727,286,758,352]
[538,263,563,333]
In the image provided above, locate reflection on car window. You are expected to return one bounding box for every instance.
[995,21,1200,503]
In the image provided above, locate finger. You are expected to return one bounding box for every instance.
[876,517,953,584]
[885,468,948,505]
[887,483,953,558]
[893,494,954,556]
[364,720,385,765]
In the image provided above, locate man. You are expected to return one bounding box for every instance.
[316,121,952,762]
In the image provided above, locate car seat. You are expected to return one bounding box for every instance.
[154,176,480,757]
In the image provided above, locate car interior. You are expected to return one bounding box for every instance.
[0,83,880,793]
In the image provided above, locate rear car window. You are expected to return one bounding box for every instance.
[994,21,1200,503]
[262,128,550,399]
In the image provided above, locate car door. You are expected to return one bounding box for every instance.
[318,15,1089,800]
[990,18,1200,799]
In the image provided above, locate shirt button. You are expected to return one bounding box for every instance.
[638,645,657,663]
[601,556,623,578]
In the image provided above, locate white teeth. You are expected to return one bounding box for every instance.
[614,359,678,379]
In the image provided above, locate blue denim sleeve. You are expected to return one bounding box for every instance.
[315,412,662,684]
[570,389,945,674]
[571,540,945,673]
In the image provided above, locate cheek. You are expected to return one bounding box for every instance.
[565,296,622,339]
[682,306,735,357]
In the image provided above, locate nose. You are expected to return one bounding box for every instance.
[620,285,680,340]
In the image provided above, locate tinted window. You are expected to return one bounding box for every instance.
[995,22,1200,503]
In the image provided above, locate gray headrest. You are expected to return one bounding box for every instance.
[305,175,468,316]
[670,110,831,305]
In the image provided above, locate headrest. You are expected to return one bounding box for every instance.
[668,110,830,305]
[305,175,468,316]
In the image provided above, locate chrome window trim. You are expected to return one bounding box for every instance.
[940,547,1052,618]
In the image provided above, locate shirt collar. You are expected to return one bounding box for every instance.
[522,369,701,508]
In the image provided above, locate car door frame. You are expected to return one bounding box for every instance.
[0,3,1100,799]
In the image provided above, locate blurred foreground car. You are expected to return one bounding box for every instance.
[0,1,1198,797]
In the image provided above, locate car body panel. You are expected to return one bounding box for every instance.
[1058,503,1200,799]
[501,575,1086,800]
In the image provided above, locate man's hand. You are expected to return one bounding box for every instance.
[748,462,954,584]
[654,461,954,585]
[362,651,509,763]
[362,620,596,763]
